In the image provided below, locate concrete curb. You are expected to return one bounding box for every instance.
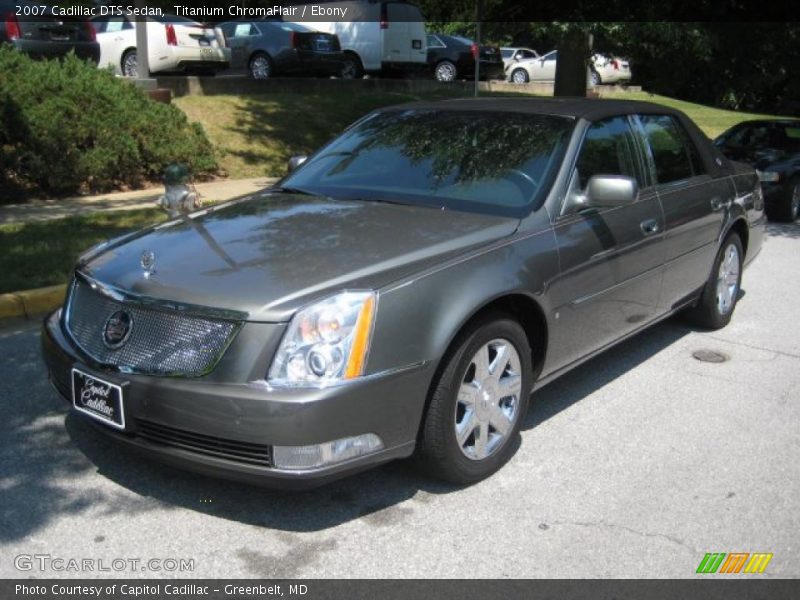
[0,284,67,320]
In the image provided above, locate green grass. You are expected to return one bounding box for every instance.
[174,89,464,179]
[0,209,168,294]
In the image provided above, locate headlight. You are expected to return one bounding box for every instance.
[268,291,376,387]
[756,170,781,183]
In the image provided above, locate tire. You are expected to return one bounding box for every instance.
[765,177,800,222]
[416,314,533,484]
[249,52,273,80]
[511,68,529,84]
[121,49,138,77]
[340,53,364,79]
[590,70,601,86]
[434,60,458,82]
[684,233,743,330]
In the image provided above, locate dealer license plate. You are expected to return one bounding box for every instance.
[71,368,126,429]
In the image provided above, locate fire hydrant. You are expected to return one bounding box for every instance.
[157,163,199,217]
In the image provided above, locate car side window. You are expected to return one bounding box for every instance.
[574,117,643,190]
[104,16,132,33]
[639,114,705,184]
[426,35,445,48]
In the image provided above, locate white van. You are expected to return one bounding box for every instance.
[291,1,427,77]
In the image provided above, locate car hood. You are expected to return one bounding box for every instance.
[80,192,519,322]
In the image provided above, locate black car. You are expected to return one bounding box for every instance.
[715,119,800,222]
[219,20,345,79]
[426,33,505,82]
[1,0,99,63]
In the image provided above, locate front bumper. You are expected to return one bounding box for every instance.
[41,310,431,489]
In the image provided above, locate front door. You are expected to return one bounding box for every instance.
[548,116,665,371]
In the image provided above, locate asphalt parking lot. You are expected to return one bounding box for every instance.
[0,222,798,579]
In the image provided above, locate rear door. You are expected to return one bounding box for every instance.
[548,116,665,370]
[633,114,731,310]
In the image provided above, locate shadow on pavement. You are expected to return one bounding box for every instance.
[2,316,692,539]
[766,221,800,239]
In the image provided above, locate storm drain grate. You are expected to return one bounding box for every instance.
[692,349,730,363]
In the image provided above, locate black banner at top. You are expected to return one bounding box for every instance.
[6,0,800,23]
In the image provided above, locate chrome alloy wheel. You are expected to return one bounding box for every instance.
[511,68,528,84]
[791,182,800,221]
[435,61,457,82]
[122,51,138,77]
[716,243,740,315]
[250,55,271,79]
[454,338,523,461]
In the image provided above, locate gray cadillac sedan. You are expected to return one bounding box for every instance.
[42,98,765,488]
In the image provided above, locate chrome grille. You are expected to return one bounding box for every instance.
[65,279,240,377]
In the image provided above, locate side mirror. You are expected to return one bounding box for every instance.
[585,175,638,207]
[287,155,307,173]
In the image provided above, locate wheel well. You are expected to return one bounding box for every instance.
[451,294,548,380]
[728,218,749,258]
[415,294,549,444]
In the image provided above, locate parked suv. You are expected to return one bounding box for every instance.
[1,0,99,63]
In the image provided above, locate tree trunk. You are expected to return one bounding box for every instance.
[554,30,589,97]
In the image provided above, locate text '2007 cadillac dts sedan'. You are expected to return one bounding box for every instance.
[42,98,765,488]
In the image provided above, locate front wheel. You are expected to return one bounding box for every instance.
[766,177,800,222]
[590,70,601,86]
[511,68,529,84]
[416,314,532,484]
[684,233,743,330]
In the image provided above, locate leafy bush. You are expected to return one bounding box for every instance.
[0,47,218,198]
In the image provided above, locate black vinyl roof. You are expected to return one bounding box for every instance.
[386,97,681,121]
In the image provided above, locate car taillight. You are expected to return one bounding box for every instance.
[4,12,21,41]
[165,23,177,46]
[612,59,620,70]
[379,3,388,29]
[471,43,479,59]
[83,21,96,42]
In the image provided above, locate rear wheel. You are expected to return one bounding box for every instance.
[511,68,529,84]
[121,49,138,77]
[416,314,532,484]
[590,70,602,86]
[684,233,743,330]
[249,52,273,79]
[434,60,458,82]
[340,53,364,79]
[766,177,800,222]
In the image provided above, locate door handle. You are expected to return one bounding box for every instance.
[640,219,660,235]
[710,197,730,211]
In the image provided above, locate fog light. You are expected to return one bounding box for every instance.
[272,433,384,470]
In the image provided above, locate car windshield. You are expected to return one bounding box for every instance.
[282,109,574,218]
[501,49,514,58]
